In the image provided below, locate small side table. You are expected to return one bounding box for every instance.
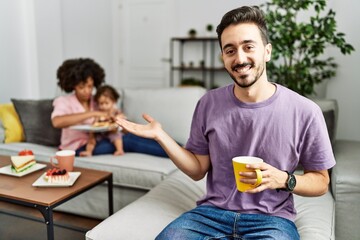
[0,155,113,240]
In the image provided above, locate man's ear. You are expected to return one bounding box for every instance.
[265,43,272,62]
[220,51,224,63]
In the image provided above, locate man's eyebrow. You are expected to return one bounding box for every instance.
[222,39,256,50]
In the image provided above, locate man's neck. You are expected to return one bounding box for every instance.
[233,79,276,103]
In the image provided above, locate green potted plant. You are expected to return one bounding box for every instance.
[261,0,354,96]
[206,24,213,36]
[188,29,197,38]
[180,77,204,87]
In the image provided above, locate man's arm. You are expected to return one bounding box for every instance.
[240,163,330,196]
[292,169,330,196]
[116,114,210,180]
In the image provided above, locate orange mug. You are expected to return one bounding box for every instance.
[50,150,75,172]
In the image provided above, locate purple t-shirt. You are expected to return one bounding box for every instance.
[185,83,336,221]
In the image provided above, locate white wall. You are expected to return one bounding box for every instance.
[0,0,38,100]
[325,0,360,141]
[61,0,114,85]
[0,0,115,101]
[1,0,359,141]
[33,0,63,98]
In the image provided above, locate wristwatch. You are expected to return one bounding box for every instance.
[285,171,296,192]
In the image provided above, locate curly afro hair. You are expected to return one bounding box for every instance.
[57,58,105,93]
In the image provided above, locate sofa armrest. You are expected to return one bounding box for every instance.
[331,140,360,240]
[312,99,338,146]
[86,170,206,240]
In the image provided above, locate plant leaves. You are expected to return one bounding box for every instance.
[262,0,355,96]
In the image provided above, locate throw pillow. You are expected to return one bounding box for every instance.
[11,99,61,147]
[0,119,4,143]
[0,103,25,143]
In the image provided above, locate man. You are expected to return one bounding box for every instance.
[116,6,335,239]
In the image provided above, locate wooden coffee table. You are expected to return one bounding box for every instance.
[0,155,113,240]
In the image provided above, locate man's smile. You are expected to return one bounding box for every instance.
[232,63,253,74]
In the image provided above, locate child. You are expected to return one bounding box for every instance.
[79,85,125,156]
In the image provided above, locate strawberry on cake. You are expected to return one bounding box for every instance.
[45,168,70,184]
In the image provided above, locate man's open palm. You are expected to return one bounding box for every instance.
[116,113,162,140]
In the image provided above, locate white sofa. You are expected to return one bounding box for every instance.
[1,87,360,240]
[0,87,205,219]
[85,93,360,240]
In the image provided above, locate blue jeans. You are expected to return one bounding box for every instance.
[122,133,168,157]
[156,205,299,240]
[76,133,168,158]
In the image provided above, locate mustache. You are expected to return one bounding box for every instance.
[232,63,253,71]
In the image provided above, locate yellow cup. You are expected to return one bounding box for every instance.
[232,156,263,192]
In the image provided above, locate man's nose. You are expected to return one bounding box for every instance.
[235,50,247,64]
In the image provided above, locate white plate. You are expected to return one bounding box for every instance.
[69,124,121,132]
[0,163,46,177]
[32,172,81,187]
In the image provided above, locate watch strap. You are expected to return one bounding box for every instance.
[276,171,294,192]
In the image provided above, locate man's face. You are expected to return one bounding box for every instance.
[221,23,271,88]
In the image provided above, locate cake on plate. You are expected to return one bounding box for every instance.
[44,168,70,183]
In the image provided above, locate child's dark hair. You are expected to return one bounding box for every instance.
[57,58,105,93]
[95,85,120,103]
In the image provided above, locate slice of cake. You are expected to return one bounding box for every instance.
[10,155,36,173]
[44,168,70,184]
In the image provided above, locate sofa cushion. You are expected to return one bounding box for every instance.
[121,87,206,145]
[0,142,57,161]
[74,153,178,189]
[86,169,334,240]
[0,120,4,143]
[0,142,177,190]
[294,192,335,239]
[0,103,25,143]
[11,99,61,147]
[85,170,206,240]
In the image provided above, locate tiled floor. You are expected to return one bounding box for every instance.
[0,201,101,240]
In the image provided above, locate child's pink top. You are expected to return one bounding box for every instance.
[51,94,96,151]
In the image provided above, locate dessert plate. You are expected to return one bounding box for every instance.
[32,172,81,187]
[0,163,46,177]
[69,125,121,132]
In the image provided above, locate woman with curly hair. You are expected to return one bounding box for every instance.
[51,58,112,155]
[51,58,168,157]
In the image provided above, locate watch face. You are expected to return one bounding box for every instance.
[287,174,296,191]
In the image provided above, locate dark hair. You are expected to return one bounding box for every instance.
[94,85,120,103]
[216,6,269,49]
[56,58,105,93]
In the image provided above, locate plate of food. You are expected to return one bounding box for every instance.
[69,123,121,132]
[32,169,81,187]
[0,155,46,177]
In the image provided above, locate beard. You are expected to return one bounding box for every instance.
[226,62,265,89]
